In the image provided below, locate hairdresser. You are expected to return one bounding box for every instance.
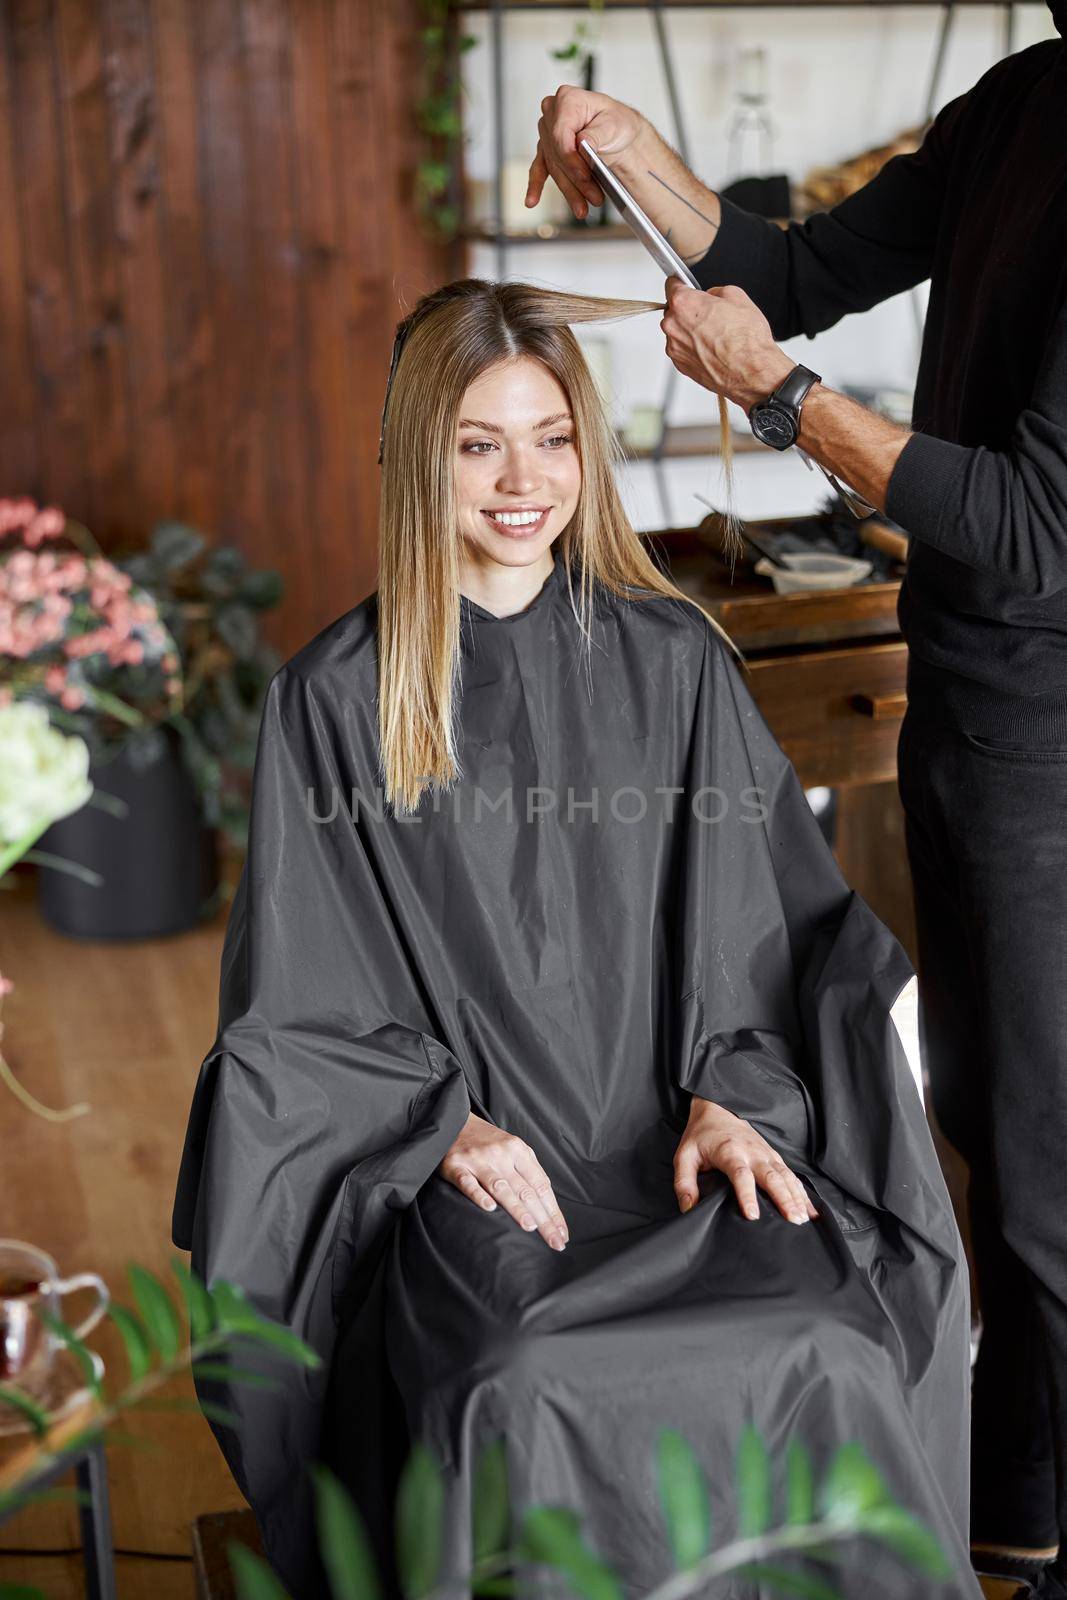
[528,20,1067,1600]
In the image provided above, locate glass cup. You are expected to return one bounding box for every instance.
[0,1239,109,1401]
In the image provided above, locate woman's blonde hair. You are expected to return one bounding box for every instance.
[377,277,740,815]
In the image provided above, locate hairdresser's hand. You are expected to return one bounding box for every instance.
[673,1096,819,1224]
[660,277,796,413]
[527,85,646,220]
[439,1111,569,1251]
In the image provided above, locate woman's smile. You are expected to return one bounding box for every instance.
[480,507,552,538]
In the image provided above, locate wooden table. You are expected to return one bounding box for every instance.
[651,522,908,790]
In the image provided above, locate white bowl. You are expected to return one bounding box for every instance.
[754,552,873,595]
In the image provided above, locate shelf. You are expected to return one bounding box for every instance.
[457,0,1022,9]
[462,218,793,243]
[618,423,766,460]
[461,221,637,243]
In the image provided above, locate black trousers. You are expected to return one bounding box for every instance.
[897,708,1067,1568]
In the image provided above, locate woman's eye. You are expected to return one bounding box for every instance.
[461,435,574,455]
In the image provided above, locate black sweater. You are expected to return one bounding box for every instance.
[692,39,1067,739]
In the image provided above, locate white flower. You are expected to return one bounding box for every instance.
[0,702,93,846]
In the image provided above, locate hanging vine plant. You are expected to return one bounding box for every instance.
[413,0,604,242]
[414,0,480,240]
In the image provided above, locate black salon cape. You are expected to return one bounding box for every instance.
[172,547,980,1600]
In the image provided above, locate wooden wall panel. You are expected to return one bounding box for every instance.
[0,0,456,657]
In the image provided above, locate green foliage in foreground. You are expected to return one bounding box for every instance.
[0,1261,954,1600]
[228,1418,953,1600]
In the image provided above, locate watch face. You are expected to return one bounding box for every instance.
[751,403,796,450]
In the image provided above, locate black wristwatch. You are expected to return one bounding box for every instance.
[748,364,822,450]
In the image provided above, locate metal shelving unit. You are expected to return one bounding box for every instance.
[453,0,1024,522]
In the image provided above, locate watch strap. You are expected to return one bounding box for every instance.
[771,363,821,414]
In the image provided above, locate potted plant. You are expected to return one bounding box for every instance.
[0,496,208,940]
[117,520,283,853]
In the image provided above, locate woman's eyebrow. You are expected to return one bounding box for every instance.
[458,413,573,434]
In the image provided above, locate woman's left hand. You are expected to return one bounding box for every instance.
[673,1095,819,1224]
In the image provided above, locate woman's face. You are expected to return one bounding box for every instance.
[455,356,581,571]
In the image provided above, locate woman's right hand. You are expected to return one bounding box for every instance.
[439,1111,569,1251]
[527,86,647,221]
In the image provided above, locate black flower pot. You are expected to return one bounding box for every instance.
[36,725,220,940]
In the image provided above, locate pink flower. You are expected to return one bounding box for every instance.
[66,627,115,659]
[59,685,85,710]
[0,498,37,536]
[0,974,13,998]
[162,653,179,673]
[45,665,67,694]
[23,507,65,547]
[55,555,87,590]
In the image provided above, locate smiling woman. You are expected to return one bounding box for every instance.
[374,276,739,815]
[171,272,983,1600]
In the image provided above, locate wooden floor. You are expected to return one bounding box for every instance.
[0,784,974,1599]
[0,867,244,1599]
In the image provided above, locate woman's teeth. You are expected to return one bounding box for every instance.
[483,509,547,529]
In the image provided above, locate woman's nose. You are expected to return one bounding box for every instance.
[495,452,543,495]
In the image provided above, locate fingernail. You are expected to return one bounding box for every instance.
[551,1234,566,1252]
[791,1211,806,1225]
[679,1195,692,1213]
[524,189,532,205]
[746,1206,759,1220]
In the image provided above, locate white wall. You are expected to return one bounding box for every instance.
[460,3,1058,530]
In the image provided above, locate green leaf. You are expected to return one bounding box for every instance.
[127,1264,182,1362]
[518,1507,622,1600]
[656,1428,709,1568]
[239,569,283,610]
[203,545,248,597]
[737,1424,771,1538]
[108,1303,153,1382]
[395,1442,444,1599]
[0,1585,47,1598]
[819,1443,888,1526]
[216,603,258,660]
[151,521,205,571]
[312,1464,380,1600]
[228,1540,293,1600]
[210,1283,321,1369]
[191,1361,284,1392]
[737,1563,843,1600]
[0,1383,50,1436]
[171,1256,216,1342]
[856,1506,952,1578]
[471,1436,510,1564]
[785,1441,815,1527]
[37,1310,102,1399]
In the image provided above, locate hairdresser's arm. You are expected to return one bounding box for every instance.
[663,282,910,516]
[530,86,968,340]
[667,280,1067,596]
